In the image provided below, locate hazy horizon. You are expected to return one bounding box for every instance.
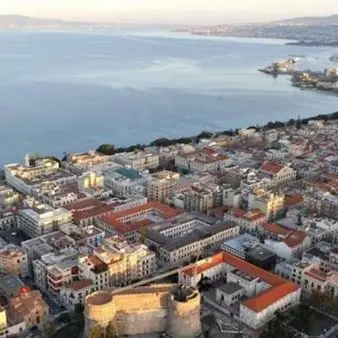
[0,0,337,25]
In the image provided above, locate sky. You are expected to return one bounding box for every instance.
[0,0,337,25]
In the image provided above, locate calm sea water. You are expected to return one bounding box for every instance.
[0,29,337,164]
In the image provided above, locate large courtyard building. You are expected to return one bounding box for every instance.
[179,252,301,329]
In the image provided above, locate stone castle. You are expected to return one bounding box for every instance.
[84,284,202,338]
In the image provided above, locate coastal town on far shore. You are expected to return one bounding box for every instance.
[259,56,338,95]
[1,114,338,338]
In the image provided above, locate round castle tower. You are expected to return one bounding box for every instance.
[84,291,115,336]
[167,286,202,338]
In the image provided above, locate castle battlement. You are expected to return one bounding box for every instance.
[84,284,202,338]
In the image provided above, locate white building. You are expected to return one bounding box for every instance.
[179,251,301,330]
[104,167,147,198]
[113,151,159,171]
[259,161,297,187]
[5,157,76,195]
[60,279,93,310]
[224,208,266,232]
[18,201,72,238]
[175,148,231,173]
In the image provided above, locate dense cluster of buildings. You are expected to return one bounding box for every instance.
[0,119,338,336]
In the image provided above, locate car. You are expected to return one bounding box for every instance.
[11,232,17,236]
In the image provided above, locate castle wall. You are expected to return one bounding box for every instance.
[84,285,202,338]
[115,309,168,335]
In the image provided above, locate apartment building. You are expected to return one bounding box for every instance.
[259,161,297,186]
[78,255,109,291]
[32,181,79,207]
[240,171,271,193]
[0,245,29,277]
[18,200,72,238]
[46,258,79,296]
[103,167,147,197]
[0,212,16,232]
[276,258,338,298]
[8,288,49,328]
[64,198,112,227]
[113,151,159,171]
[60,279,93,310]
[175,148,230,172]
[179,252,300,329]
[33,248,79,293]
[261,223,311,260]
[224,208,266,232]
[91,236,156,287]
[183,184,214,213]
[147,170,180,203]
[63,151,113,175]
[5,157,76,195]
[0,185,20,207]
[78,171,105,194]
[248,191,285,221]
[0,305,26,338]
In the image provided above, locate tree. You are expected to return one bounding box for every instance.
[43,320,57,338]
[106,323,117,338]
[89,325,103,338]
[296,213,303,226]
[56,324,80,338]
[296,115,302,129]
[97,144,115,155]
[58,312,71,324]
[287,118,296,127]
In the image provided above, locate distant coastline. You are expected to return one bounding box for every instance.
[187,32,338,47]
[96,111,338,156]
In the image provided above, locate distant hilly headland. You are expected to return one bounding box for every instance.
[180,14,338,46]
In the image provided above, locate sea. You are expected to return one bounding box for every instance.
[0,29,337,165]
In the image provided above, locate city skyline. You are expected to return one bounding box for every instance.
[0,0,337,25]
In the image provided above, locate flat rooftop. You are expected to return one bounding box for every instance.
[147,221,236,252]
[221,233,259,254]
[246,245,276,260]
[20,168,75,186]
[218,282,243,295]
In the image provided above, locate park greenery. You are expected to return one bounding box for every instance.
[260,305,314,338]
[96,111,338,156]
[89,323,117,338]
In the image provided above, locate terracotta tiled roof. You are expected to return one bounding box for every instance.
[181,251,300,313]
[263,223,307,248]
[113,219,154,234]
[284,193,304,208]
[100,202,182,235]
[64,198,112,221]
[69,279,92,292]
[9,289,48,319]
[304,269,327,283]
[260,161,285,174]
[242,282,299,312]
[229,208,265,222]
[181,253,225,277]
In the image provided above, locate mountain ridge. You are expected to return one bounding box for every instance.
[272,14,338,26]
